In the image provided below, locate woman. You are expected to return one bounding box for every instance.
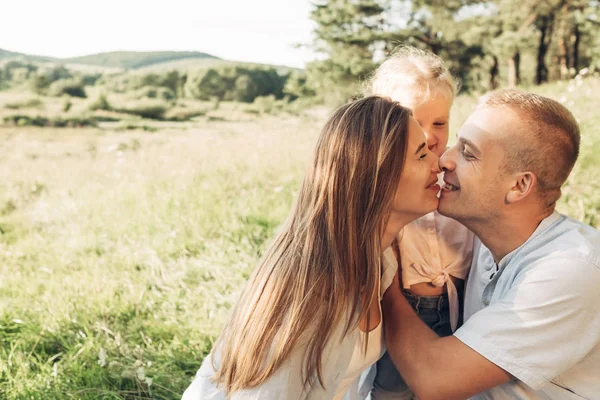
[183,96,441,399]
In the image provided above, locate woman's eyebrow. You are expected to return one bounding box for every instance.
[414,142,427,155]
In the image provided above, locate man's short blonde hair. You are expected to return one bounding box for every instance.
[478,89,580,208]
[366,46,459,107]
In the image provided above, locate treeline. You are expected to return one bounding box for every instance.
[0,61,312,104]
[0,61,100,97]
[100,67,312,102]
[305,0,600,100]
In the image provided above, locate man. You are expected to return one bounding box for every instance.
[382,89,600,399]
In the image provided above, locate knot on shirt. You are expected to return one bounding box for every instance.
[431,271,449,287]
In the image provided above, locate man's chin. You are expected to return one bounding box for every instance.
[437,197,458,218]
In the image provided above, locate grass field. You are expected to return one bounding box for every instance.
[0,78,598,399]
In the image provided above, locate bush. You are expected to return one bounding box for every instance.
[88,94,112,111]
[62,97,73,112]
[4,98,44,110]
[49,78,87,98]
[280,96,321,115]
[133,86,176,101]
[184,66,289,103]
[82,73,102,86]
[116,123,158,132]
[234,74,258,102]
[29,73,51,94]
[252,95,277,114]
[116,100,170,120]
[283,71,316,100]
[2,114,97,128]
[242,95,305,116]
[164,106,207,121]
[28,66,73,94]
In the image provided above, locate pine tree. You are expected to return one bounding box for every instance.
[307,0,387,103]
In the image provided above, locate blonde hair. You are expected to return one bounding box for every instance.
[478,89,580,208]
[366,46,459,107]
[212,96,412,394]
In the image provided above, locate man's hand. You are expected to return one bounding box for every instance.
[382,275,512,400]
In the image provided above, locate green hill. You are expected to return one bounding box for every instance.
[0,48,55,63]
[134,57,301,74]
[0,48,301,73]
[0,49,220,70]
[62,51,219,69]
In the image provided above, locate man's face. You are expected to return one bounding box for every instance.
[438,107,518,224]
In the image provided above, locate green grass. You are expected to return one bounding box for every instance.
[0,78,598,399]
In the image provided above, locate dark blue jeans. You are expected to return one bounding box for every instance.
[371,290,463,399]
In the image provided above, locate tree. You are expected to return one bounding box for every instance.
[197,69,227,100]
[553,0,599,78]
[529,0,567,84]
[234,74,259,102]
[283,71,316,100]
[307,0,387,102]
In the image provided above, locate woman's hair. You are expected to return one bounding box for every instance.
[366,46,459,108]
[212,96,412,394]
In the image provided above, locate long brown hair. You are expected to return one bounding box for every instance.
[213,96,412,394]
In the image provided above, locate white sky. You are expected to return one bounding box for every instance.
[0,0,317,68]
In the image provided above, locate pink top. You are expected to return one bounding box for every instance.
[399,210,474,332]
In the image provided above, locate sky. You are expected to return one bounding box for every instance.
[0,0,318,68]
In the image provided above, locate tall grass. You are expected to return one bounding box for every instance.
[0,78,598,399]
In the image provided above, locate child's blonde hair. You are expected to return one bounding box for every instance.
[366,46,459,108]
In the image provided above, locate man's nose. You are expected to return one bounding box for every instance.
[439,147,456,172]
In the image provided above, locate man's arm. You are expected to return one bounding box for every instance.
[382,272,511,400]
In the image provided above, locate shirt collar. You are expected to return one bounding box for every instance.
[497,211,564,268]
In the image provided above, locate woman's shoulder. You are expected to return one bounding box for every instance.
[182,332,356,400]
[381,246,399,295]
[182,353,227,400]
[182,352,298,400]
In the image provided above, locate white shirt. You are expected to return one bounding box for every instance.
[182,248,398,400]
[455,212,600,399]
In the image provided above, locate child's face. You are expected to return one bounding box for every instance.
[411,91,452,157]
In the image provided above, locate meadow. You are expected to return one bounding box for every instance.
[0,77,599,399]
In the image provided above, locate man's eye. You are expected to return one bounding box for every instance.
[461,149,475,160]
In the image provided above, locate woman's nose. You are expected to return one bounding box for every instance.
[430,152,441,173]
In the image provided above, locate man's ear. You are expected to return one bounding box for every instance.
[506,171,537,204]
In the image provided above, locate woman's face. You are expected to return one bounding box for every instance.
[392,117,441,218]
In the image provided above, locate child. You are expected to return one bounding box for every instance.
[367,47,475,399]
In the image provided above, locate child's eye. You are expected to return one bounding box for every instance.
[434,122,446,127]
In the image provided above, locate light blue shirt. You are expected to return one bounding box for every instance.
[455,211,600,399]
